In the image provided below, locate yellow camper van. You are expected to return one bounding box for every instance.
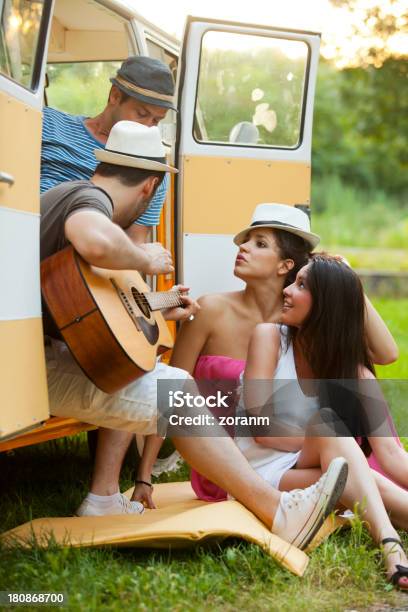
[0,0,321,450]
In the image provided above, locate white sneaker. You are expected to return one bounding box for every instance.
[75,493,145,517]
[272,456,348,550]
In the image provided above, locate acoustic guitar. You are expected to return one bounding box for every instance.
[41,246,183,393]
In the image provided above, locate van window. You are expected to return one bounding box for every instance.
[0,0,46,90]
[145,38,177,130]
[46,61,121,116]
[194,30,309,149]
[145,38,177,79]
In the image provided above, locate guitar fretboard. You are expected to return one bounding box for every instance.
[145,291,183,312]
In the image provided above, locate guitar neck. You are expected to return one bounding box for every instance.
[145,291,183,312]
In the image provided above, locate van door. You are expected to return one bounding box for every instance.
[0,0,53,439]
[176,17,320,296]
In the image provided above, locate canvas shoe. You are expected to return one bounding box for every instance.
[272,456,348,550]
[75,493,145,517]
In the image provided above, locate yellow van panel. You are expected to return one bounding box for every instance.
[182,156,310,235]
[0,318,49,440]
[0,93,41,214]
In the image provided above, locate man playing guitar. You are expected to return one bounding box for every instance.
[41,120,196,515]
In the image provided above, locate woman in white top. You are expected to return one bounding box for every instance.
[234,324,320,490]
[243,253,408,589]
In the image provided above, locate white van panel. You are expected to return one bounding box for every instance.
[0,208,42,320]
[182,233,244,298]
[0,75,45,109]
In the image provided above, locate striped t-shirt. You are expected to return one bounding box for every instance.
[40,106,168,227]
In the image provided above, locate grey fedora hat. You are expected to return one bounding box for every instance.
[110,56,176,111]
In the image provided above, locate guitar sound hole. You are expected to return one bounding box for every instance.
[131,287,151,318]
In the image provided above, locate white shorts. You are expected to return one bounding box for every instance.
[255,451,300,489]
[235,435,300,489]
[46,338,190,435]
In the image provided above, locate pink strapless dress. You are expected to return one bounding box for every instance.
[190,355,244,502]
[190,355,407,502]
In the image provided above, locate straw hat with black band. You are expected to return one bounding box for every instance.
[110,56,177,112]
[95,121,178,174]
[233,203,320,249]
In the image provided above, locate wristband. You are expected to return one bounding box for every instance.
[135,479,153,488]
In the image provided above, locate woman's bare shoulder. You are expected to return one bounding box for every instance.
[250,322,282,350]
[252,322,281,338]
[246,323,281,375]
[197,291,242,312]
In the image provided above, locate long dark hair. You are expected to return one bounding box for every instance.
[286,254,377,448]
[291,253,374,379]
[272,229,310,287]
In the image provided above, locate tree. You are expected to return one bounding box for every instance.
[313,56,408,197]
[329,0,408,67]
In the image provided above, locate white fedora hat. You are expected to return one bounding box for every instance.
[233,203,320,249]
[95,120,178,173]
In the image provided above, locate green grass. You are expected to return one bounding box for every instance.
[374,299,408,380]
[318,247,408,273]
[2,529,407,612]
[0,298,407,611]
[372,299,408,438]
[1,439,408,612]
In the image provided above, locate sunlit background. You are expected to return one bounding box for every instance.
[127,0,407,67]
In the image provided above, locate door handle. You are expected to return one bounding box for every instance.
[0,171,15,186]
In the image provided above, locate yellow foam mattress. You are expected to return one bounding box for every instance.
[1,481,344,577]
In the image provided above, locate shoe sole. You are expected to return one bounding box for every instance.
[291,456,348,550]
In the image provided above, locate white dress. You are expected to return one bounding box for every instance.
[235,327,319,489]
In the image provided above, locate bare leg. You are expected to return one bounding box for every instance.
[173,436,281,527]
[173,433,310,527]
[171,380,345,530]
[82,372,346,535]
[274,463,408,530]
[373,470,408,531]
[90,428,133,495]
[280,436,408,586]
[294,436,396,539]
[279,468,322,491]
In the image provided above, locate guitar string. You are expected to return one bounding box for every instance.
[140,294,182,304]
[129,292,182,303]
[129,291,183,308]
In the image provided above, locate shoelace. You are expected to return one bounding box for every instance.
[284,474,327,509]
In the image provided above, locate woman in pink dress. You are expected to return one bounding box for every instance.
[171,204,408,588]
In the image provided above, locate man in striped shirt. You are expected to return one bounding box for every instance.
[41,56,176,243]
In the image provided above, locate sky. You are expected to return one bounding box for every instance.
[126,0,407,67]
[137,0,337,37]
